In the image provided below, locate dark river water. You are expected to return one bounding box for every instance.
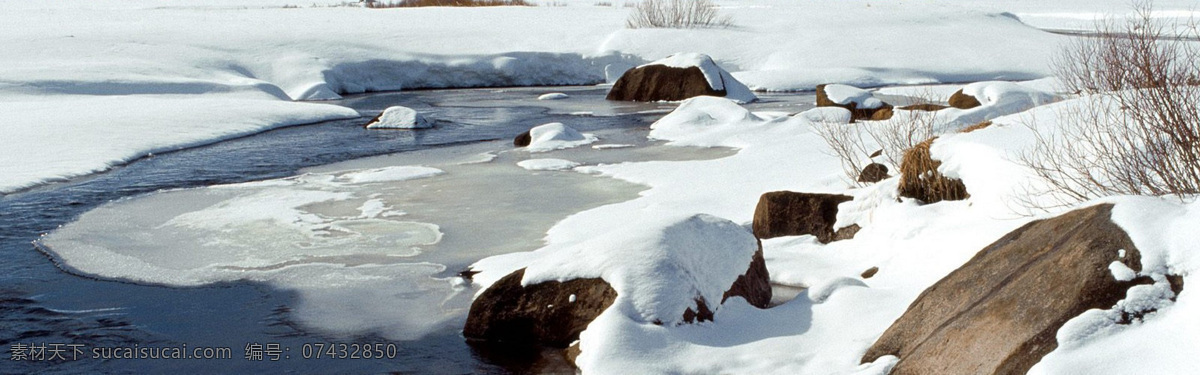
[0,87,813,374]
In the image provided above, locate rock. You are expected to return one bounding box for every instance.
[816,84,893,122]
[463,268,617,347]
[752,191,854,243]
[364,105,433,129]
[861,266,879,279]
[897,137,968,204]
[513,131,532,147]
[465,243,771,345]
[861,204,1155,375]
[948,89,982,109]
[607,65,723,102]
[722,243,772,308]
[607,53,755,103]
[858,163,890,183]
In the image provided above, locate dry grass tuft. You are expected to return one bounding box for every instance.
[898,138,969,203]
[625,0,731,29]
[959,121,992,133]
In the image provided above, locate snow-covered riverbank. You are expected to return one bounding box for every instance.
[6,0,1198,195]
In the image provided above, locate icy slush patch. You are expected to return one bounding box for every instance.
[518,158,580,171]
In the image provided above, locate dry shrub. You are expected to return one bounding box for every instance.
[625,0,731,29]
[960,120,992,133]
[1022,1,1200,206]
[365,0,530,7]
[898,138,969,203]
[814,90,941,186]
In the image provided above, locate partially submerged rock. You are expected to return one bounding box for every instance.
[897,137,968,204]
[862,204,1156,375]
[816,84,893,122]
[607,53,756,103]
[364,105,433,129]
[752,191,854,243]
[513,123,597,152]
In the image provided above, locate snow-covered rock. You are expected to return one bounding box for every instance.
[607,53,757,104]
[520,122,598,152]
[648,96,763,146]
[364,106,433,129]
[816,84,892,121]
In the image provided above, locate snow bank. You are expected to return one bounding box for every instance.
[648,96,765,146]
[640,53,757,103]
[0,94,359,194]
[824,84,885,109]
[517,158,580,171]
[365,106,432,129]
[524,122,599,152]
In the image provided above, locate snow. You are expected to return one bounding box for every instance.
[6,0,1186,193]
[538,92,570,100]
[639,53,757,103]
[524,122,599,152]
[517,158,581,171]
[823,84,884,109]
[365,106,433,129]
[13,0,1200,372]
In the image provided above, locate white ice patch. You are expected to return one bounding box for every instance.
[517,158,580,171]
[524,122,598,152]
[365,106,433,129]
[592,144,635,150]
[823,84,884,109]
[333,166,444,184]
[538,92,569,100]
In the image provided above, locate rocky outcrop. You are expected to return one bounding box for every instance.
[607,65,724,102]
[464,268,617,347]
[858,163,890,183]
[722,243,772,308]
[948,89,982,109]
[752,191,854,243]
[816,84,893,122]
[862,204,1155,375]
[897,137,968,203]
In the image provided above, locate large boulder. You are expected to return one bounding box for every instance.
[897,137,968,204]
[816,84,893,122]
[465,215,772,347]
[752,191,855,243]
[464,268,617,347]
[861,204,1156,375]
[607,53,756,103]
